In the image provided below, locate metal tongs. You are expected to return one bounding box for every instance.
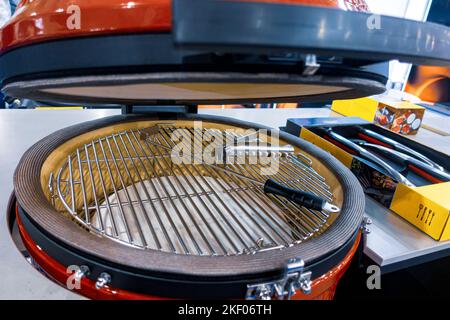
[316,127,416,187]
[355,126,445,172]
[352,140,450,184]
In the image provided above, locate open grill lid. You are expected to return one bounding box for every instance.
[1,0,449,105]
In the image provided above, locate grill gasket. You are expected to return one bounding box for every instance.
[14,114,365,278]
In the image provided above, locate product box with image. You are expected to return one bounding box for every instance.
[331,98,425,135]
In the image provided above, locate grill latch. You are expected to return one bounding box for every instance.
[246,258,312,300]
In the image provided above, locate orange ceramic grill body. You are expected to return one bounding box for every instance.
[16,204,361,300]
[0,0,368,52]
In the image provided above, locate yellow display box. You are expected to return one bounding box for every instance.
[332,98,425,135]
[391,182,450,241]
[300,127,450,241]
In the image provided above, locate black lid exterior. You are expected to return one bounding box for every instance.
[1,0,449,105]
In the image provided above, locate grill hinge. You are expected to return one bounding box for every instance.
[302,54,320,76]
[361,216,372,234]
[246,258,312,300]
[121,105,198,115]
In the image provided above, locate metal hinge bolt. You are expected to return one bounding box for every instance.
[256,285,273,300]
[246,258,312,300]
[74,265,90,281]
[361,216,372,234]
[299,271,312,294]
[303,54,320,76]
[95,272,112,289]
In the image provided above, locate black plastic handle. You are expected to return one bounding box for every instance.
[263,179,324,211]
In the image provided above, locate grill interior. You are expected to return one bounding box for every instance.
[47,123,338,256]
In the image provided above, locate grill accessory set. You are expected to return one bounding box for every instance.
[316,127,415,187]
[284,117,450,237]
[354,127,445,172]
[315,127,450,186]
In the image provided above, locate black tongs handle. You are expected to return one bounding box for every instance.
[263,179,340,213]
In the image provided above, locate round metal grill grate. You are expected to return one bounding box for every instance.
[49,125,336,256]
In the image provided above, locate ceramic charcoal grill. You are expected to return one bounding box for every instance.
[14,114,364,300]
[3,0,450,300]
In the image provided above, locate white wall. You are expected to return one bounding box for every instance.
[0,0,11,27]
[366,0,431,20]
[365,0,433,90]
[366,0,410,17]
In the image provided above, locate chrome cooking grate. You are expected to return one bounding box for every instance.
[48,125,335,256]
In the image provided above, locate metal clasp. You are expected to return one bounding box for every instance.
[361,216,372,234]
[246,258,312,300]
[74,265,90,281]
[95,272,112,289]
[303,54,320,76]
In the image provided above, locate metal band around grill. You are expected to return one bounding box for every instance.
[14,197,360,298]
